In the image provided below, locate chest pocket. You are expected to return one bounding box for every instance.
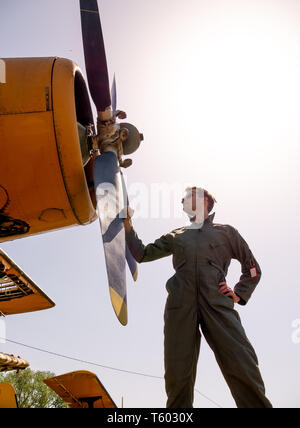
[209,240,230,262]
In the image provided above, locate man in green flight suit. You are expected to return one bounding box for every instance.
[124,187,272,408]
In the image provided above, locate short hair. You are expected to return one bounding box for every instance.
[184,187,217,213]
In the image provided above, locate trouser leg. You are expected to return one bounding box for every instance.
[200,301,272,408]
[164,302,200,408]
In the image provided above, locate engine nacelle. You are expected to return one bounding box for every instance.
[0,57,97,243]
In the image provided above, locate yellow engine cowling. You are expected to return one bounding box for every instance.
[0,57,97,243]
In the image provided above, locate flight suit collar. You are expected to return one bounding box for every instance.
[207,212,215,223]
[184,212,215,230]
[200,212,215,229]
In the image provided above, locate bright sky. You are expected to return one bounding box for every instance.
[1,0,300,408]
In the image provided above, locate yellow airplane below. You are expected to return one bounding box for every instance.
[0,353,29,373]
[44,370,117,408]
[0,383,18,408]
[0,249,55,316]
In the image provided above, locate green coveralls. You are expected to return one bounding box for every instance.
[125,213,272,408]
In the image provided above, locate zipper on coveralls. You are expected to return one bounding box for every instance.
[195,230,202,311]
[195,251,200,310]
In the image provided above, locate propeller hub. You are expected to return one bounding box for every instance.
[97,107,113,122]
[96,111,141,168]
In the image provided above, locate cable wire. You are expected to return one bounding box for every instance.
[0,337,223,408]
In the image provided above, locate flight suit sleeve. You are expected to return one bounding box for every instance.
[125,225,173,263]
[229,227,262,305]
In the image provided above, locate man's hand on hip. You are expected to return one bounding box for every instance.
[219,282,240,303]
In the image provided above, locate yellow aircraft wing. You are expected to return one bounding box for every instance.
[0,249,55,315]
[0,383,18,408]
[44,370,117,408]
[0,353,29,373]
